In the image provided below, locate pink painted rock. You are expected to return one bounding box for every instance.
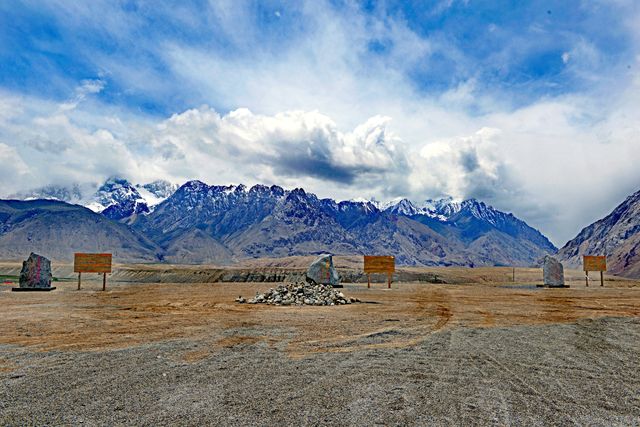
[18,252,53,289]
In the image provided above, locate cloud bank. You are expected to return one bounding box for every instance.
[1,0,640,246]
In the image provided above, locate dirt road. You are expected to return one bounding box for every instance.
[1,268,639,425]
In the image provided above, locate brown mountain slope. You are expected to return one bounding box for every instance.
[0,200,160,262]
[557,188,640,278]
[163,229,233,265]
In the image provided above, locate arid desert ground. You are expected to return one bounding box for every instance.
[1,260,639,425]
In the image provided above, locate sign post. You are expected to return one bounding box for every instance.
[364,256,395,289]
[74,253,112,291]
[583,255,606,287]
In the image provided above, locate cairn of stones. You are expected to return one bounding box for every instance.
[236,254,360,306]
[236,280,359,306]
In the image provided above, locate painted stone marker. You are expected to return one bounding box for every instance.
[306,254,341,288]
[13,252,55,291]
[543,255,565,287]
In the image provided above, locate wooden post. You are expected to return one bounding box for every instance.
[102,273,107,291]
[388,273,391,289]
[77,272,82,290]
[600,270,604,287]
[367,273,370,288]
[585,271,589,287]
[512,267,515,282]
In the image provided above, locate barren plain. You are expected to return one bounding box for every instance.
[1,262,639,425]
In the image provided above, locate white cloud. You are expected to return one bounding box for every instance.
[0,143,29,189]
[2,0,640,249]
[410,128,505,201]
[150,107,409,196]
[3,57,640,247]
[59,79,106,112]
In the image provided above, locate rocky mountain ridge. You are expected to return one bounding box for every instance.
[2,179,557,267]
[131,180,556,266]
[557,188,640,278]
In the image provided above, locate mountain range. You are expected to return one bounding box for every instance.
[7,177,640,278]
[1,178,557,266]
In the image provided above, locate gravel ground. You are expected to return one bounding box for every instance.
[1,316,639,426]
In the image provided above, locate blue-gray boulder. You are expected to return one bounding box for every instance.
[543,255,565,287]
[306,254,340,287]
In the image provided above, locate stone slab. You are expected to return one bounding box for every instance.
[543,255,565,287]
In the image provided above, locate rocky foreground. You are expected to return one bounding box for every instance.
[2,317,638,425]
[236,281,359,306]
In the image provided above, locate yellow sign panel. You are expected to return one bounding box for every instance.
[583,255,606,272]
[364,255,395,274]
[74,253,113,273]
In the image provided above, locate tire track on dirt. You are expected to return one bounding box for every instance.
[459,332,584,426]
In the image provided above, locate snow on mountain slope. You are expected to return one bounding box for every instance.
[384,198,421,216]
[139,180,179,200]
[382,195,557,258]
[11,178,180,219]
[421,197,462,220]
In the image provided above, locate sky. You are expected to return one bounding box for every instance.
[1,0,640,246]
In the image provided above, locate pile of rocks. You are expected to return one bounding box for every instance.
[236,280,359,306]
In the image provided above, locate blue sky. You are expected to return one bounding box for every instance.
[1,0,639,245]
[1,1,634,115]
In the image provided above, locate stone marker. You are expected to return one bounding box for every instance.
[12,253,55,292]
[306,254,341,288]
[543,255,565,288]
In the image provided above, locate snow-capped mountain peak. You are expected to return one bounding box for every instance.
[380,196,466,220]
[460,199,500,224]
[137,180,179,202]
[375,196,405,211]
[420,197,462,220]
[94,177,151,221]
[381,196,515,227]
[385,198,420,216]
[95,177,143,209]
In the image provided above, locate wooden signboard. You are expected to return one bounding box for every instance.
[364,255,395,289]
[583,256,606,272]
[583,255,606,287]
[74,253,112,291]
